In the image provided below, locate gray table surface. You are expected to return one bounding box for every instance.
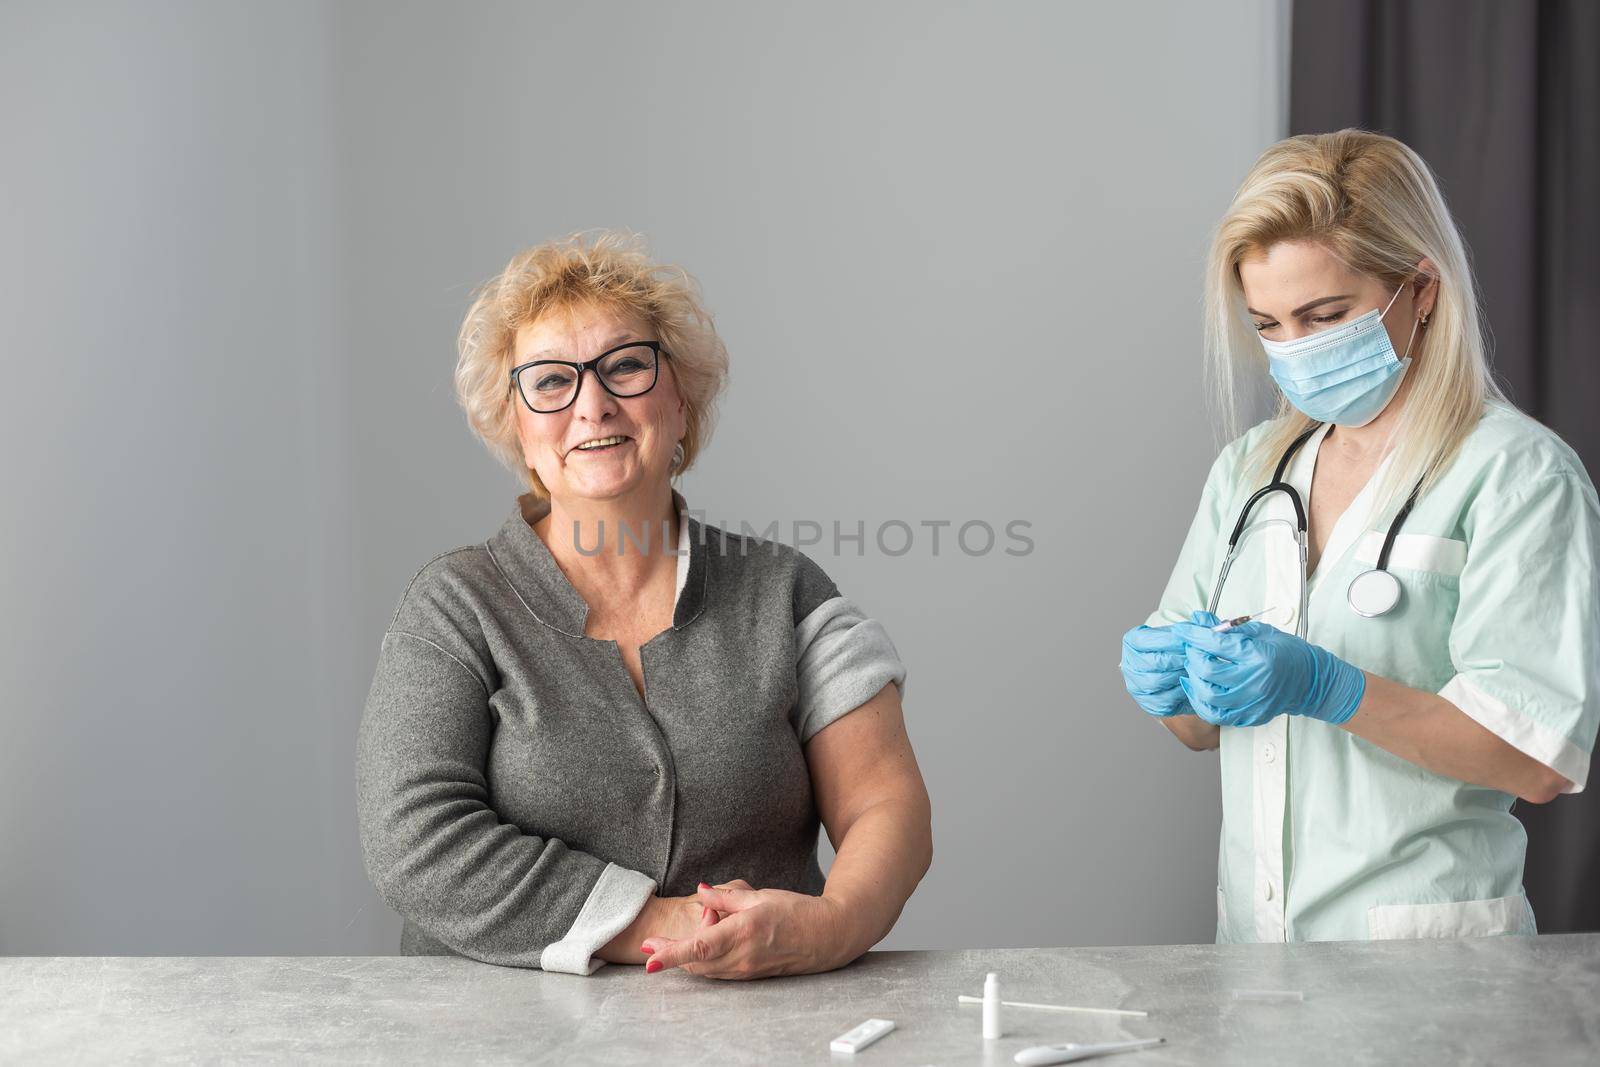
[6,935,1598,1065]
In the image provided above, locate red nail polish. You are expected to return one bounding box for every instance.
[640,944,654,955]
[645,958,663,974]
[698,882,711,890]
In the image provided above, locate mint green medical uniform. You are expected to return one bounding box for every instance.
[1149,404,1600,942]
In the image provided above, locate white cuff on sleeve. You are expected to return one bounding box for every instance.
[1438,675,1590,793]
[539,863,657,975]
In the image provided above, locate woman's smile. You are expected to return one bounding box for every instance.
[568,434,634,457]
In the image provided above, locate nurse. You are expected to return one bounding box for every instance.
[1120,129,1600,942]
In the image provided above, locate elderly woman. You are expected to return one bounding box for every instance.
[356,232,932,979]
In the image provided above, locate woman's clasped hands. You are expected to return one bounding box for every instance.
[639,879,853,980]
[1120,611,1367,727]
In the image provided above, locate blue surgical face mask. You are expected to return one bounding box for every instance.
[1260,283,1420,427]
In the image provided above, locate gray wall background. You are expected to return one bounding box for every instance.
[1,0,1288,955]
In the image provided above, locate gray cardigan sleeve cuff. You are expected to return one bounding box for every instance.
[539,863,657,974]
[793,595,907,742]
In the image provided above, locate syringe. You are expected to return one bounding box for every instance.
[1211,607,1280,632]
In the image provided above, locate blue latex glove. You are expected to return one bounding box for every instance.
[1170,611,1366,727]
[1120,616,1212,717]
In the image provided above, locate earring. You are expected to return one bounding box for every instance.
[1420,312,1430,330]
[671,442,685,472]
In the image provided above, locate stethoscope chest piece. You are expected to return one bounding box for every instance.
[1347,567,1402,618]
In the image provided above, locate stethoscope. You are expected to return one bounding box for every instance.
[1207,424,1423,634]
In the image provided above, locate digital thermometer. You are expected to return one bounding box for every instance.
[1014,1036,1166,1065]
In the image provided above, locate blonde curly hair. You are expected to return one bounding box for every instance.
[455,230,730,498]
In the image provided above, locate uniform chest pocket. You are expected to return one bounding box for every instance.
[1348,531,1467,620]
[1329,532,1465,685]
[1352,531,1467,578]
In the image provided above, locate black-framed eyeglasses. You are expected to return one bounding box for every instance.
[509,341,670,414]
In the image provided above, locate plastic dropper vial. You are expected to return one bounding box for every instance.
[982,972,1002,1039]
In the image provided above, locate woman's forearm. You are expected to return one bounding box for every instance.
[1343,672,1569,802]
[820,796,933,963]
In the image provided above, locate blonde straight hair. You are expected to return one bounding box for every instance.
[1204,129,1505,519]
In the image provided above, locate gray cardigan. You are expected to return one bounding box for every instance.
[355,493,905,973]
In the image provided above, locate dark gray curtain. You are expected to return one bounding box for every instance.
[1289,0,1600,932]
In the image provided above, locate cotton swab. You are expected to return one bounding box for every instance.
[957,995,1148,1018]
